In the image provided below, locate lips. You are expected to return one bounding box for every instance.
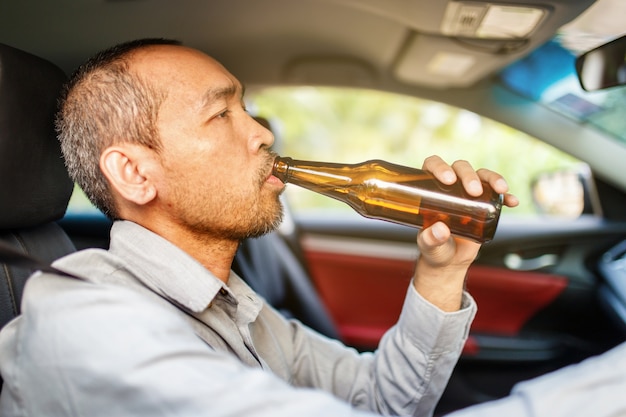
[265,171,284,187]
[263,152,284,185]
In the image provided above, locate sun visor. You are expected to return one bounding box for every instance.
[394,33,525,88]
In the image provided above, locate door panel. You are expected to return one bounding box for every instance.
[303,235,415,348]
[466,266,568,336]
[306,240,570,348]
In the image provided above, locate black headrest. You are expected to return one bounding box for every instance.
[0,43,73,229]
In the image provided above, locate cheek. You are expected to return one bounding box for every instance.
[192,160,251,197]
[157,128,259,196]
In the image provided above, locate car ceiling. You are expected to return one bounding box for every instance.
[0,0,595,90]
[4,0,626,191]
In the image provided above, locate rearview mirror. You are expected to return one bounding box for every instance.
[575,35,626,92]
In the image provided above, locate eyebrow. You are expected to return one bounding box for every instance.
[200,82,245,109]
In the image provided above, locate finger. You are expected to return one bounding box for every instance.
[421,222,450,245]
[476,168,520,208]
[451,160,483,196]
[417,222,456,267]
[422,155,456,185]
[503,193,520,208]
[476,168,509,193]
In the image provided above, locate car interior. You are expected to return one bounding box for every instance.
[0,43,75,333]
[0,0,625,414]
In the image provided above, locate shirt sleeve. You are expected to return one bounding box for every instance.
[443,341,626,417]
[277,281,477,416]
[0,273,381,417]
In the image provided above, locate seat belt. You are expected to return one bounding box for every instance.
[0,239,81,280]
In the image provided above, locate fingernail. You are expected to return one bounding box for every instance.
[495,178,508,191]
[432,222,446,240]
[442,170,455,183]
[469,180,482,194]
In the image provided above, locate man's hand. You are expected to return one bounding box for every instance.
[413,156,519,312]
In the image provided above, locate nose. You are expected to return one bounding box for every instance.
[251,115,275,150]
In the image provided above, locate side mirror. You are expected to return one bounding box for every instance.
[531,165,602,217]
[575,35,626,91]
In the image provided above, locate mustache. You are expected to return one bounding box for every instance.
[265,148,279,165]
[258,148,279,186]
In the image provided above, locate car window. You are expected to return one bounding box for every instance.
[66,86,585,219]
[67,184,99,215]
[247,86,585,218]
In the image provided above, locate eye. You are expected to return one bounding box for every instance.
[216,109,230,119]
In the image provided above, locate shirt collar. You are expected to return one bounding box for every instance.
[108,220,225,313]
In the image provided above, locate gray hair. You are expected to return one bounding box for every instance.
[56,38,180,218]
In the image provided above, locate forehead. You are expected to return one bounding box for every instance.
[131,45,242,103]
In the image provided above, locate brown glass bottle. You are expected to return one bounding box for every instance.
[272,156,503,243]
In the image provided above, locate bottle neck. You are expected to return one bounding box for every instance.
[272,156,293,183]
[272,156,354,187]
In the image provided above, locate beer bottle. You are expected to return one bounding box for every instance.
[272,156,503,243]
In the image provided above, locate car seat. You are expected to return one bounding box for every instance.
[0,43,75,336]
[233,221,339,339]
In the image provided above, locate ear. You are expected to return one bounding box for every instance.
[100,145,158,206]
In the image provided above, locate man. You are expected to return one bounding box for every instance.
[0,38,517,416]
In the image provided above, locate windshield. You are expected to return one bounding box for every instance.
[500,38,625,145]
[499,2,626,147]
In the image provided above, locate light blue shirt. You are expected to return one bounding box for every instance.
[0,220,476,416]
[445,340,626,417]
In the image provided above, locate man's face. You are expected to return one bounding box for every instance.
[134,45,285,240]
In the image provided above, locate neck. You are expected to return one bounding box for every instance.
[166,229,239,283]
[125,214,238,283]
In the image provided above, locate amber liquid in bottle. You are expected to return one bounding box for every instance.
[272,156,503,243]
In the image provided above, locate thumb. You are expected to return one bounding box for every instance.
[417,222,457,267]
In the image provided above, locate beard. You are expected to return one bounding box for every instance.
[230,152,285,240]
[171,171,285,243]
[218,154,285,240]
[176,186,285,242]
[237,199,285,240]
[161,149,285,243]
